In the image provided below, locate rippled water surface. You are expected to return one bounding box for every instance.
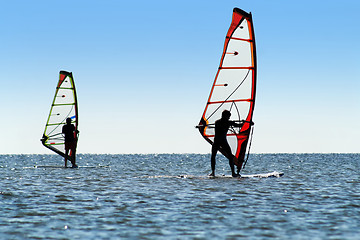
[1,154,359,239]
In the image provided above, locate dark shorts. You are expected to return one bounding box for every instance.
[65,142,76,151]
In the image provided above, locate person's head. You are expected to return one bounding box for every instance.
[221,110,231,120]
[66,118,72,124]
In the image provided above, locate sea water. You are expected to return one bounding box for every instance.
[0,154,359,239]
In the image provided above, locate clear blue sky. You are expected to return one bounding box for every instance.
[1,0,359,154]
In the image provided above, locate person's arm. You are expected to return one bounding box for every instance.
[230,120,243,127]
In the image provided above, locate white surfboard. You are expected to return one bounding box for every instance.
[142,171,284,179]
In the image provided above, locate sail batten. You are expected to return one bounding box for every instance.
[57,87,74,90]
[198,8,257,170]
[41,71,79,160]
[52,103,76,106]
[208,99,254,104]
[226,37,253,42]
[220,67,254,70]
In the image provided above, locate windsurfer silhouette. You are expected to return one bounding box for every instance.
[209,110,244,177]
[62,118,78,168]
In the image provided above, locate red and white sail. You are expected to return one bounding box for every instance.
[41,71,79,160]
[198,8,257,170]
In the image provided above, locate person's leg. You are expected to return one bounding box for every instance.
[221,142,238,177]
[70,143,77,168]
[64,146,69,167]
[210,143,219,176]
[236,143,247,174]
